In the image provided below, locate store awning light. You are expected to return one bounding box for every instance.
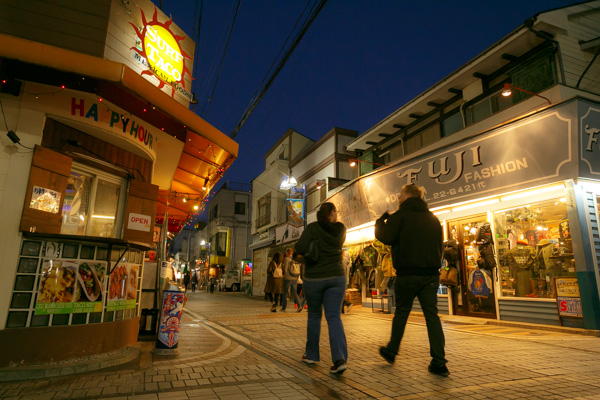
[452,199,499,212]
[500,185,564,202]
[91,214,115,219]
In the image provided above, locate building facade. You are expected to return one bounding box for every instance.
[0,0,237,366]
[334,1,600,328]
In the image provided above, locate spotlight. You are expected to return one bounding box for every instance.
[6,130,20,144]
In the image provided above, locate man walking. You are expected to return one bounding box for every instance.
[375,183,448,376]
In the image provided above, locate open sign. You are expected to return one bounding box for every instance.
[128,212,151,232]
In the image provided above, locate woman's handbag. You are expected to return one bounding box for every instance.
[439,266,458,287]
[305,240,319,263]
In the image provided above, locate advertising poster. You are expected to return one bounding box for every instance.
[286,198,304,227]
[107,263,139,311]
[157,291,185,348]
[35,260,108,315]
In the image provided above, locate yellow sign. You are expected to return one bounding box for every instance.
[130,7,191,97]
[144,25,184,84]
[555,277,580,297]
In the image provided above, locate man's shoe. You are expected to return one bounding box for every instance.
[271,304,276,312]
[297,305,303,313]
[428,364,450,377]
[346,304,353,313]
[301,354,315,364]
[329,360,346,374]
[379,346,395,364]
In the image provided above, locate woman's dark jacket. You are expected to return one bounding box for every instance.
[295,221,346,279]
[374,197,443,276]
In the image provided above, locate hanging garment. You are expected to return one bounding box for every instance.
[468,269,493,298]
[360,245,379,268]
[380,253,396,277]
[479,243,497,270]
[507,246,536,270]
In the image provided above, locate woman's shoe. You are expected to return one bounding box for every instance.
[301,354,315,364]
[329,360,346,374]
[271,304,276,312]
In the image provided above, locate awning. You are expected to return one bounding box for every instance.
[0,33,238,233]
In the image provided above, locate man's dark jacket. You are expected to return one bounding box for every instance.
[374,197,443,276]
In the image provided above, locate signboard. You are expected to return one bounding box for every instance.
[157,291,185,348]
[35,260,107,315]
[554,277,583,321]
[328,107,575,228]
[130,7,192,98]
[286,198,304,227]
[128,212,152,232]
[30,186,61,214]
[275,223,304,245]
[106,263,139,311]
[580,103,600,177]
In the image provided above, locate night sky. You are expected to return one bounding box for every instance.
[154,0,579,196]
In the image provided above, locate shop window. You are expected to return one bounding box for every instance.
[211,231,228,257]
[61,164,126,238]
[494,199,574,299]
[256,193,271,228]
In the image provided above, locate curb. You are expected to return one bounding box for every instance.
[0,344,141,382]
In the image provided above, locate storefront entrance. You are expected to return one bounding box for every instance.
[448,215,497,319]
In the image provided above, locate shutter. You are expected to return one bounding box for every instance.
[122,179,158,245]
[20,145,72,234]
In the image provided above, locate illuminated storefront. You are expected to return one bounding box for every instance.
[0,1,237,367]
[330,98,600,329]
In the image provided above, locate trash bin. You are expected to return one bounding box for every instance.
[139,308,159,336]
[153,280,186,355]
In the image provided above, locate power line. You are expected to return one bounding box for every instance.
[203,0,242,116]
[230,0,328,139]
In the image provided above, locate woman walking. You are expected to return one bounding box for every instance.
[264,252,284,312]
[295,202,348,374]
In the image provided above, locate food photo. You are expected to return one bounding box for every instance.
[37,260,77,304]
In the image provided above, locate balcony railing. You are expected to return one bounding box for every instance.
[255,213,270,228]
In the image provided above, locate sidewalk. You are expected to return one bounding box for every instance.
[1,291,599,399]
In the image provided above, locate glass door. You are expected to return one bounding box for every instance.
[448,215,497,318]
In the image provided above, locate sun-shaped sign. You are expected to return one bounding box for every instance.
[130,7,192,97]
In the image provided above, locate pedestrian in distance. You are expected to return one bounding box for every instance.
[209,276,216,294]
[264,252,284,312]
[295,202,348,374]
[375,183,449,377]
[191,273,198,292]
[183,272,191,292]
[281,248,306,312]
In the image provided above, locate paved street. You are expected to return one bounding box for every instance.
[1,291,600,400]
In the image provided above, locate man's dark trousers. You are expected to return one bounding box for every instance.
[385,275,447,367]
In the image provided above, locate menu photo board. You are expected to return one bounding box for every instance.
[35,259,107,315]
[554,277,583,321]
[106,262,139,311]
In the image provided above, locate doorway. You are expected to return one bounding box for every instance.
[448,215,497,319]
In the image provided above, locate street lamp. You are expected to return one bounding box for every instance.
[501,83,551,106]
[349,159,385,167]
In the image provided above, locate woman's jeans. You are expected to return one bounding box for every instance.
[303,275,347,363]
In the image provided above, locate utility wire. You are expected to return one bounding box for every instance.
[245,1,313,111]
[230,0,327,139]
[203,0,242,116]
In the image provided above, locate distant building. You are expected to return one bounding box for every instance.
[250,127,358,296]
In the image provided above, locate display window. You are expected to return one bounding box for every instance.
[493,198,575,299]
[61,164,126,238]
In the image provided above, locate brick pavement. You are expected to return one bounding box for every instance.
[0,291,599,399]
